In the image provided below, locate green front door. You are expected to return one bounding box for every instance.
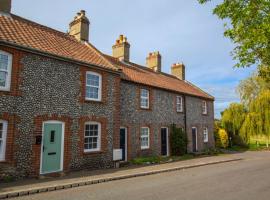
[41,122,63,174]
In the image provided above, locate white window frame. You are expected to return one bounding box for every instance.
[0,120,8,161]
[202,100,207,114]
[203,127,208,143]
[85,71,102,101]
[176,96,183,112]
[140,127,150,149]
[84,122,101,153]
[0,50,12,91]
[140,89,149,109]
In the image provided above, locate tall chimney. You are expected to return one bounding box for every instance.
[171,63,185,80]
[0,0,11,13]
[112,35,130,62]
[146,51,161,72]
[69,10,90,42]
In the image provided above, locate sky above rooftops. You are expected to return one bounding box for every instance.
[12,0,256,118]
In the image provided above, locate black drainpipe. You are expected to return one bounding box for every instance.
[184,95,188,154]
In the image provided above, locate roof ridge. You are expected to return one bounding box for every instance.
[185,80,215,99]
[105,55,185,81]
[104,55,214,100]
[0,13,117,71]
[10,14,76,41]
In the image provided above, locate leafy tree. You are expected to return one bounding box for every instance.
[221,103,246,140]
[198,0,270,69]
[237,68,270,106]
[170,124,188,156]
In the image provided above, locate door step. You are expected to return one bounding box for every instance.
[39,172,66,179]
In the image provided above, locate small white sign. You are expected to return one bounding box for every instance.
[113,149,122,161]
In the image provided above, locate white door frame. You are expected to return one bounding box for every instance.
[192,127,198,151]
[120,127,127,162]
[0,120,8,161]
[40,120,65,175]
[161,127,169,156]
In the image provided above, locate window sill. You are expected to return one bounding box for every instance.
[140,107,151,111]
[0,88,10,92]
[141,147,150,150]
[84,99,103,104]
[83,150,103,155]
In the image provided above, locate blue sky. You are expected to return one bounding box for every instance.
[12,0,256,118]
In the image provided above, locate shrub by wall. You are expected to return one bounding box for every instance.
[215,129,229,148]
[170,124,188,156]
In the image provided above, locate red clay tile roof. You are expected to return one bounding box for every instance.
[105,55,214,100]
[0,13,213,99]
[0,14,117,71]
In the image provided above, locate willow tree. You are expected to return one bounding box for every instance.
[240,112,260,145]
[249,90,270,146]
[221,103,246,138]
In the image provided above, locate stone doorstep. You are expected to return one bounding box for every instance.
[0,158,243,199]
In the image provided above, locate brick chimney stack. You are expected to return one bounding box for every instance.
[69,10,90,42]
[171,63,185,80]
[146,51,161,72]
[0,0,11,13]
[112,35,130,62]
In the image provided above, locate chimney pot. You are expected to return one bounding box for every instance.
[81,10,86,15]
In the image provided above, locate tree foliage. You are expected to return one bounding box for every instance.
[198,0,270,69]
[237,67,270,106]
[221,103,246,137]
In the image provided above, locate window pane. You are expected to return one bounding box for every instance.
[141,99,148,108]
[85,125,90,131]
[90,125,98,131]
[141,89,149,98]
[0,71,7,87]
[86,86,99,99]
[87,74,99,87]
[0,54,8,70]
